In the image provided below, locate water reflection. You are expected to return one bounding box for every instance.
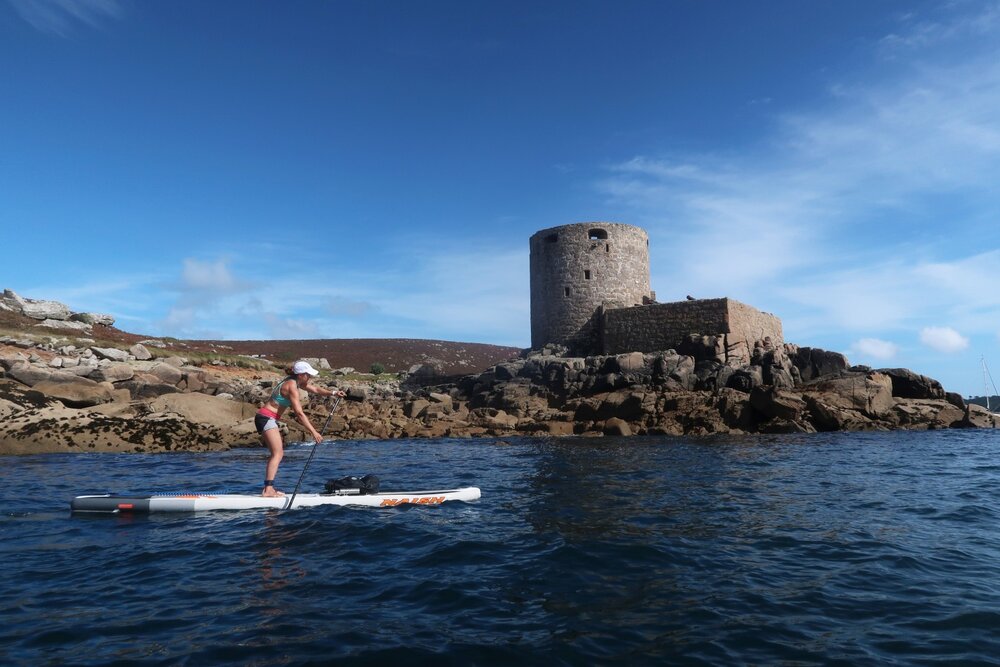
[252,513,308,595]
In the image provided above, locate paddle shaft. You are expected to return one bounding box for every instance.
[285,396,342,510]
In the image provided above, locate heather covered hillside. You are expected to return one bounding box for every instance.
[0,308,522,376]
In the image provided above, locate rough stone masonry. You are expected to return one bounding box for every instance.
[529,222,782,358]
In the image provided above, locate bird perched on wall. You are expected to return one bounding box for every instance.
[686,295,695,301]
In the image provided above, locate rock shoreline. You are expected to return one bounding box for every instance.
[1,328,996,455]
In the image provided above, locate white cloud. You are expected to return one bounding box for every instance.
[180,258,242,293]
[879,3,1000,55]
[325,296,376,318]
[852,338,900,361]
[161,306,196,333]
[369,244,529,345]
[8,0,122,36]
[601,156,827,299]
[920,326,970,353]
[149,242,530,344]
[154,258,259,338]
[778,249,1000,338]
[263,314,320,339]
[597,3,1000,345]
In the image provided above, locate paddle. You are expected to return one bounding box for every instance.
[285,396,342,511]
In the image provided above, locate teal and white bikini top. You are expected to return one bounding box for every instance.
[270,377,295,408]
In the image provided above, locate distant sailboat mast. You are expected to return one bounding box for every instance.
[984,356,998,413]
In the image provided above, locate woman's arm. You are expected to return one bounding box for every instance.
[287,381,323,443]
[305,382,346,399]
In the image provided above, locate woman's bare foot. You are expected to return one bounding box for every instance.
[262,488,286,497]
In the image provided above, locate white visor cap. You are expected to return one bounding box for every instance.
[292,361,319,376]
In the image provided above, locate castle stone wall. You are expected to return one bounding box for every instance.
[530,222,651,352]
[602,297,783,362]
[726,299,785,357]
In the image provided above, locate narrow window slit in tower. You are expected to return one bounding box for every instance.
[584,270,591,280]
[605,244,609,253]
[564,287,571,297]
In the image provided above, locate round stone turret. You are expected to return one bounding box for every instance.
[529,222,651,352]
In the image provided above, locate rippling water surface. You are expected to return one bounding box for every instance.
[3,430,1000,665]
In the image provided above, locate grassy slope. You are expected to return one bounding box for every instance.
[0,310,521,375]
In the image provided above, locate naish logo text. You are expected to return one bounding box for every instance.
[380,496,446,507]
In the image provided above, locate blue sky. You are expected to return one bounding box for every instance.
[2,1,999,397]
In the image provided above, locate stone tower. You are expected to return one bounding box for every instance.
[529,222,652,352]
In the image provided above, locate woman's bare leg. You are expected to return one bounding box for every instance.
[261,428,285,497]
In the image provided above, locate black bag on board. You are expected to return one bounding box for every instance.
[324,474,380,495]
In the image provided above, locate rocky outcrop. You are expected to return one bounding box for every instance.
[0,330,275,453]
[376,343,995,438]
[0,400,236,455]
[0,287,995,454]
[877,368,946,400]
[1,289,114,332]
[27,378,116,408]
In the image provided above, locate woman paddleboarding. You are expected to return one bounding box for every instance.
[255,360,345,497]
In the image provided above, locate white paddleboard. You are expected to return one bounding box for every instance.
[71,487,481,513]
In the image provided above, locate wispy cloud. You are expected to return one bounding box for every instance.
[597,2,1000,346]
[920,326,970,353]
[263,313,321,339]
[852,338,900,361]
[8,0,123,36]
[150,244,529,345]
[158,258,257,338]
[325,296,377,318]
[378,244,528,344]
[179,258,246,294]
[779,249,1000,339]
[879,2,1000,55]
[591,3,1000,394]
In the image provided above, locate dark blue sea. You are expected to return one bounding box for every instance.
[3,430,1000,666]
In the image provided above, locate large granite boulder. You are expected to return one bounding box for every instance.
[404,358,448,386]
[801,371,895,419]
[69,312,116,326]
[89,362,135,383]
[147,392,255,428]
[91,346,130,362]
[749,386,808,421]
[5,362,81,387]
[603,417,632,436]
[117,377,179,400]
[877,368,946,400]
[892,399,965,429]
[570,390,650,423]
[1,289,27,310]
[790,346,850,382]
[802,395,884,432]
[0,404,233,454]
[22,299,72,321]
[300,357,331,370]
[0,350,30,370]
[147,362,184,385]
[1,290,71,321]
[28,378,115,408]
[651,353,696,390]
[964,404,1000,429]
[36,319,91,332]
[129,344,153,361]
[0,378,56,411]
